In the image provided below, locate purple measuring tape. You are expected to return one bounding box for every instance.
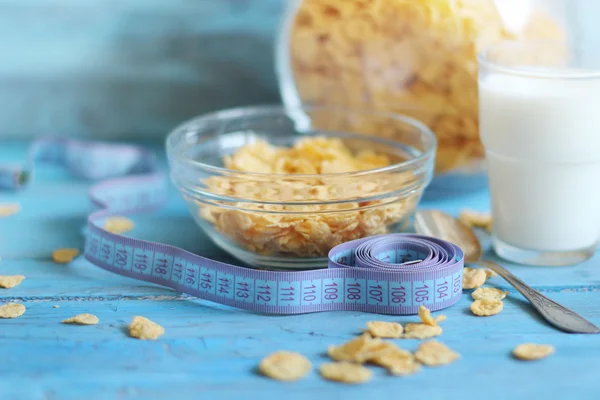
[2,138,464,315]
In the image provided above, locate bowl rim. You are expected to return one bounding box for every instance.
[165,104,437,179]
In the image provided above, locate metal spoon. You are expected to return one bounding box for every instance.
[414,209,600,334]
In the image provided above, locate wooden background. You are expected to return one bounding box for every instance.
[0,0,595,140]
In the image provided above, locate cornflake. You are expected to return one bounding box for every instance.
[62,313,99,325]
[289,0,565,173]
[52,248,80,264]
[513,343,555,361]
[0,275,25,289]
[386,356,422,376]
[414,340,460,366]
[328,333,382,363]
[471,287,508,301]
[104,216,135,234]
[364,321,403,338]
[459,209,492,232]
[0,203,20,217]
[0,303,26,318]
[259,351,312,381]
[485,269,498,278]
[418,305,436,326]
[201,137,419,258]
[463,267,487,289]
[369,344,420,376]
[319,362,372,384]
[129,316,165,340]
[402,323,443,339]
[470,299,503,316]
[434,315,447,324]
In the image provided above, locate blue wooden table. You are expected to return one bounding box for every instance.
[1,140,599,400]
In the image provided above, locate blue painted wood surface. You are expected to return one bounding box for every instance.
[0,0,284,140]
[1,141,600,400]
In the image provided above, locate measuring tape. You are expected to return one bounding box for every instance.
[1,138,464,315]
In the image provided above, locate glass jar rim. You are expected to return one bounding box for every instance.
[165,104,437,180]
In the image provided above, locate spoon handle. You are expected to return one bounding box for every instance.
[478,259,600,334]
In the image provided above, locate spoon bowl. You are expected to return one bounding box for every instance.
[414,210,483,263]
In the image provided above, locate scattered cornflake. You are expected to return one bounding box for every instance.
[459,209,492,232]
[62,313,99,325]
[472,287,508,301]
[463,267,487,289]
[402,323,443,339]
[513,343,555,361]
[470,299,504,316]
[485,269,498,278]
[53,305,60,309]
[104,216,135,234]
[0,275,25,289]
[52,248,80,264]
[418,305,437,326]
[0,203,21,217]
[328,333,382,363]
[434,315,447,324]
[387,356,422,376]
[414,340,460,366]
[0,303,26,318]
[259,351,312,381]
[369,344,420,376]
[129,316,165,340]
[364,321,403,338]
[319,362,372,384]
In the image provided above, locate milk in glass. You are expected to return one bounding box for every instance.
[479,67,600,264]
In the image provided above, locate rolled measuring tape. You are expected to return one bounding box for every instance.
[1,138,464,315]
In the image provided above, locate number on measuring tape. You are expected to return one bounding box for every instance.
[255,279,277,307]
[389,280,412,307]
[367,279,389,306]
[86,233,102,259]
[216,271,234,300]
[344,278,366,305]
[452,270,463,296]
[234,276,254,303]
[434,277,450,303]
[321,277,343,304]
[171,257,186,285]
[278,281,300,307]
[132,248,153,276]
[99,238,115,265]
[413,280,434,305]
[152,252,173,279]
[114,243,133,272]
[199,266,216,295]
[184,262,200,290]
[301,280,321,305]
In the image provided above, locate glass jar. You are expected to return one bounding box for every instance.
[275,0,566,180]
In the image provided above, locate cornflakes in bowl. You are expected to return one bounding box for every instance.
[166,105,435,269]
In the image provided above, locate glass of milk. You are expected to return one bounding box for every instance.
[478,40,600,266]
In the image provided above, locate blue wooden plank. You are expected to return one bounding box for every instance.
[0,0,284,140]
[0,293,599,400]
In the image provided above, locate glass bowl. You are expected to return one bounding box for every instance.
[166,105,436,269]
